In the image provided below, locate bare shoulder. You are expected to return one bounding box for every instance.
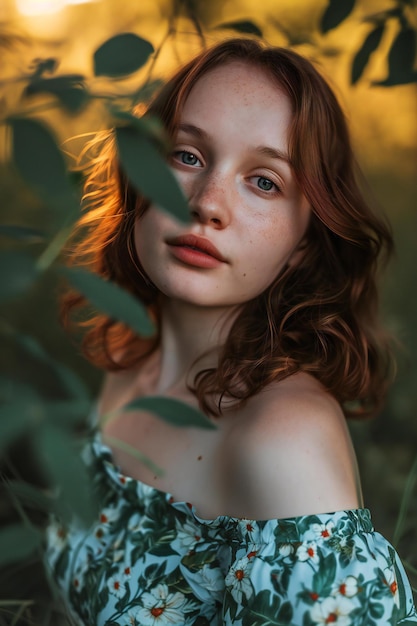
[222,373,362,519]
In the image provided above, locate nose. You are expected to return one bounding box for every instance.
[188,171,231,229]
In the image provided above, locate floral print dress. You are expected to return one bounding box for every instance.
[46,433,417,626]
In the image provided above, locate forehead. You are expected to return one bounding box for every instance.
[176,61,293,146]
[182,60,288,109]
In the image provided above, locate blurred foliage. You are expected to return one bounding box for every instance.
[0,0,416,622]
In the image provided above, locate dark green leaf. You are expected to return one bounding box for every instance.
[0,400,39,453]
[24,75,89,113]
[0,224,45,242]
[0,329,90,400]
[351,24,384,84]
[94,33,154,77]
[320,0,356,33]
[0,523,42,566]
[62,267,155,337]
[0,250,38,302]
[34,424,95,523]
[30,57,58,78]
[375,27,417,86]
[9,117,77,209]
[369,601,385,619]
[124,396,216,430]
[181,549,216,570]
[116,125,189,222]
[111,109,165,142]
[216,20,263,37]
[41,399,92,426]
[277,601,293,623]
[6,480,54,513]
[0,396,92,436]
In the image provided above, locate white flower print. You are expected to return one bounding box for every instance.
[136,583,188,625]
[174,519,204,552]
[98,506,119,527]
[124,609,137,626]
[336,575,358,598]
[383,567,400,608]
[186,563,224,603]
[107,575,126,598]
[128,512,152,536]
[122,565,132,581]
[46,521,68,552]
[225,557,254,605]
[310,596,354,625]
[312,521,335,541]
[238,519,257,541]
[297,541,320,564]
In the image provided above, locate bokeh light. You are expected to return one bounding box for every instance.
[15,0,97,16]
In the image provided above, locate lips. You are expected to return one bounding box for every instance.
[166,234,226,262]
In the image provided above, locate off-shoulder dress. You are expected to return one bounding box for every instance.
[46,433,417,626]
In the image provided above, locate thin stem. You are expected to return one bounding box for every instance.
[36,221,75,271]
[393,455,417,547]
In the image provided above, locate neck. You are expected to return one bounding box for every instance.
[154,297,239,395]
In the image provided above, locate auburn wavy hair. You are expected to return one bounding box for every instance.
[62,38,394,418]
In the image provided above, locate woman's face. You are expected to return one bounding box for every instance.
[135,61,311,309]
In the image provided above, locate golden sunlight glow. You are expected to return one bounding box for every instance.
[16,0,97,16]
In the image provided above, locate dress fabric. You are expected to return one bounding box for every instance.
[46,433,417,626]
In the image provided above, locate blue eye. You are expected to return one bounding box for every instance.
[257,177,275,192]
[178,151,201,166]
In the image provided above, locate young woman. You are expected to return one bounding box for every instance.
[47,38,417,625]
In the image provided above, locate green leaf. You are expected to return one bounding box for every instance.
[9,117,77,209]
[0,224,45,242]
[312,552,336,595]
[216,20,263,37]
[116,125,189,222]
[24,75,89,113]
[111,109,164,142]
[320,0,356,33]
[0,250,38,302]
[351,24,384,84]
[0,400,39,453]
[62,266,155,337]
[0,523,42,567]
[180,549,216,570]
[375,27,417,86]
[94,33,154,77]
[6,480,54,513]
[30,57,58,78]
[277,601,293,623]
[0,329,90,400]
[393,455,417,546]
[34,424,95,523]
[123,396,216,430]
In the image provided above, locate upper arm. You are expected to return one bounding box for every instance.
[222,377,362,519]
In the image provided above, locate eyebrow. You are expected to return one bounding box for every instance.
[177,123,208,139]
[177,123,292,165]
[255,145,291,165]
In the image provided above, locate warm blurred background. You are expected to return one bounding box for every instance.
[0,0,416,622]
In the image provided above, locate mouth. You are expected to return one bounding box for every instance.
[166,234,226,262]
